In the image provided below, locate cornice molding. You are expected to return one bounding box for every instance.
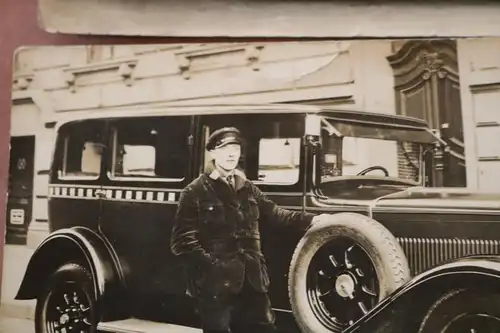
[174,44,265,79]
[62,58,139,92]
[12,72,35,91]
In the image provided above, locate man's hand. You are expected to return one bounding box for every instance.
[304,213,331,232]
[311,213,331,225]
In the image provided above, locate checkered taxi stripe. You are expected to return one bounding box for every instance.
[48,185,180,204]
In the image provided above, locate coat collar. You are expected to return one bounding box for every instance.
[204,160,247,191]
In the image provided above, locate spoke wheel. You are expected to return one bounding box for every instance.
[36,263,97,333]
[444,314,500,333]
[288,212,410,333]
[418,290,500,333]
[306,237,379,331]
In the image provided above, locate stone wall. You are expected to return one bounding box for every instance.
[457,38,500,191]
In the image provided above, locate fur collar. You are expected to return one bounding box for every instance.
[204,160,247,190]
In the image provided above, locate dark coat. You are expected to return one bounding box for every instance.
[170,162,316,297]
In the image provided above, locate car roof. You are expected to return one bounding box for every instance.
[55,103,430,131]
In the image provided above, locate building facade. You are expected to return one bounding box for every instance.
[7,39,499,248]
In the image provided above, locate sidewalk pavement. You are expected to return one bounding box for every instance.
[0,316,34,333]
[0,245,36,321]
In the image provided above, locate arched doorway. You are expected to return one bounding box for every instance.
[387,39,467,187]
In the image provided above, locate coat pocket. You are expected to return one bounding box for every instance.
[244,254,270,293]
[199,201,226,225]
[247,197,260,220]
[202,256,245,295]
[258,254,270,290]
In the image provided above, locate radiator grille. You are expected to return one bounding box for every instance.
[397,237,500,276]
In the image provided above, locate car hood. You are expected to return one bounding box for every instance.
[372,186,500,212]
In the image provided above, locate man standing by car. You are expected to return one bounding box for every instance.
[170,126,328,333]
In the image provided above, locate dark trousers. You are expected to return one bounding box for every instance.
[197,276,278,333]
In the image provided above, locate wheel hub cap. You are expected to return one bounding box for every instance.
[59,313,69,324]
[335,273,355,299]
[306,239,380,332]
[46,289,92,333]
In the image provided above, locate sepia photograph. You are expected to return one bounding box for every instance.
[2,39,500,333]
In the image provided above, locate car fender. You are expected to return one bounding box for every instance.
[343,255,500,333]
[15,226,128,321]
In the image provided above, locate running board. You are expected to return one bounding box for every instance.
[97,318,202,333]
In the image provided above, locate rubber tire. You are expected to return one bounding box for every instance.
[418,289,500,333]
[35,263,98,333]
[288,212,411,333]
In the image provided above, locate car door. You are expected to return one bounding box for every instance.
[98,114,196,303]
[48,119,108,232]
[199,112,307,311]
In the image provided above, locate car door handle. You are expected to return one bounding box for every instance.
[95,189,107,198]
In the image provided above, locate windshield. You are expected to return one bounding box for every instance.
[319,124,427,184]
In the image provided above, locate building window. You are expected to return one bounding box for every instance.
[58,122,104,180]
[108,116,190,182]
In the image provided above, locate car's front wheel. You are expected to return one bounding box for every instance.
[418,289,500,333]
[35,263,97,333]
[288,212,411,333]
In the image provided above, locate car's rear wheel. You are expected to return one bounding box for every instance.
[35,263,97,333]
[288,212,410,333]
[418,289,500,333]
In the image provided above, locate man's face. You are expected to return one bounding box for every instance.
[210,143,241,171]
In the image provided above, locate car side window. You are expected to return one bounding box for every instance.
[108,116,190,182]
[201,115,303,186]
[57,121,104,180]
[256,137,301,185]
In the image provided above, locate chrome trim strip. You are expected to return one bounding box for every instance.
[58,175,100,181]
[50,184,101,189]
[310,195,368,212]
[48,195,99,201]
[107,173,186,184]
[262,192,308,197]
[101,185,184,192]
[272,308,293,313]
[376,198,500,209]
[373,207,500,215]
[367,191,399,219]
[306,206,367,212]
[102,198,179,205]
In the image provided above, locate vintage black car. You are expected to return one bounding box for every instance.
[15,104,500,333]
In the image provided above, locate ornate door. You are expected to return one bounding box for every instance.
[387,39,466,187]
